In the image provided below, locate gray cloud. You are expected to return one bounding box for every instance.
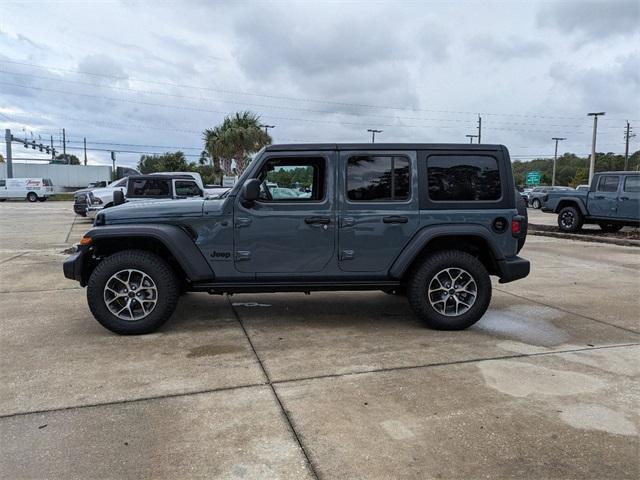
[537,0,640,40]
[469,34,549,60]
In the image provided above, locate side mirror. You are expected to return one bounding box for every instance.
[241,179,260,206]
[113,190,125,206]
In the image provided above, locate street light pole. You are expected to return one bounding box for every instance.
[367,129,382,143]
[587,112,605,185]
[466,134,478,144]
[260,124,275,135]
[551,137,566,186]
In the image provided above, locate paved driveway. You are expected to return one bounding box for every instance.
[1,202,638,479]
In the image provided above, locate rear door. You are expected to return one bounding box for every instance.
[619,175,640,220]
[338,150,419,273]
[590,175,620,217]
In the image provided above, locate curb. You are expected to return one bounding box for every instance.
[529,228,640,247]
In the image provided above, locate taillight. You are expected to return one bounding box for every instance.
[512,219,522,235]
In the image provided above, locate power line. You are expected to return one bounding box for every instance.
[1,81,610,135]
[5,58,632,122]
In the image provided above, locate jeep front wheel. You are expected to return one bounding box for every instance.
[407,250,491,330]
[87,250,179,334]
[557,206,583,233]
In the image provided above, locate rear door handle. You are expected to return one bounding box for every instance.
[305,216,331,225]
[594,196,605,200]
[383,216,408,224]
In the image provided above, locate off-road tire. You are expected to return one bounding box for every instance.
[557,205,583,233]
[407,250,491,330]
[87,249,179,335]
[598,223,623,233]
[531,198,541,209]
[26,192,38,202]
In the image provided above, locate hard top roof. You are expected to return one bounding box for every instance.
[265,143,505,152]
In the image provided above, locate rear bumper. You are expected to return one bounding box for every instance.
[63,248,88,283]
[497,256,530,284]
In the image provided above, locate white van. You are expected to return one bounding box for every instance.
[0,178,54,202]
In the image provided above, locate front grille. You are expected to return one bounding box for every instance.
[74,194,88,214]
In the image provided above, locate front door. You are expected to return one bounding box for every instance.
[234,152,335,275]
[590,175,620,217]
[619,175,640,220]
[338,150,419,273]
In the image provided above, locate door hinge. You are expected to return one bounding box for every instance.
[340,250,354,260]
[235,251,251,261]
[235,217,252,228]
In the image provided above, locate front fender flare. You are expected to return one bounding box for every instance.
[85,224,214,282]
[389,224,505,279]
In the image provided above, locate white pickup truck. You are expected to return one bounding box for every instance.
[74,172,229,217]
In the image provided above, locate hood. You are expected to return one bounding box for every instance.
[102,197,213,223]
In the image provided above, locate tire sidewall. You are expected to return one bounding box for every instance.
[558,206,581,232]
[532,199,541,209]
[87,250,178,334]
[408,251,491,330]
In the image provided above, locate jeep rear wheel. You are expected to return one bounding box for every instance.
[87,249,179,334]
[407,250,491,330]
[558,205,583,233]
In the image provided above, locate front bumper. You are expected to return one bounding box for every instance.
[496,256,530,284]
[63,248,89,283]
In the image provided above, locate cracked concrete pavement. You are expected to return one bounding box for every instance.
[0,201,638,479]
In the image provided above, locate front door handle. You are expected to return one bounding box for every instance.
[383,215,408,224]
[305,216,331,225]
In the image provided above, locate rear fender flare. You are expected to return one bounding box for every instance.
[555,198,587,215]
[389,225,504,279]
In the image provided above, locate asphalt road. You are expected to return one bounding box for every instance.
[0,201,638,479]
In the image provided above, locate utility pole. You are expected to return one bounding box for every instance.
[477,115,482,144]
[4,129,13,178]
[624,121,635,171]
[587,112,605,185]
[367,129,382,143]
[551,137,566,186]
[260,124,275,135]
[466,134,478,144]
[83,137,87,166]
[62,128,67,164]
[50,135,54,160]
[110,151,116,179]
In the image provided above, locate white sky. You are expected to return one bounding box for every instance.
[1,0,639,168]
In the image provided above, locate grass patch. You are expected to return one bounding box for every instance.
[48,193,75,201]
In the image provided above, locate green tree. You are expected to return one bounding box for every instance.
[54,154,80,165]
[203,111,272,177]
[138,151,190,173]
[0,153,4,163]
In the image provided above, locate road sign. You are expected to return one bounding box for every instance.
[526,171,541,186]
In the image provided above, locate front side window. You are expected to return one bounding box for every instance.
[347,156,410,201]
[129,179,171,197]
[427,155,501,201]
[257,157,325,201]
[174,180,201,197]
[623,176,640,192]
[597,176,619,193]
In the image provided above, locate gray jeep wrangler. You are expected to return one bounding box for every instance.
[64,143,530,335]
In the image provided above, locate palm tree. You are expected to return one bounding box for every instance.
[203,111,272,177]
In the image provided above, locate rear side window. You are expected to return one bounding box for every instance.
[175,180,201,197]
[427,155,501,201]
[129,179,170,197]
[623,176,640,192]
[597,176,619,192]
[347,155,410,201]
